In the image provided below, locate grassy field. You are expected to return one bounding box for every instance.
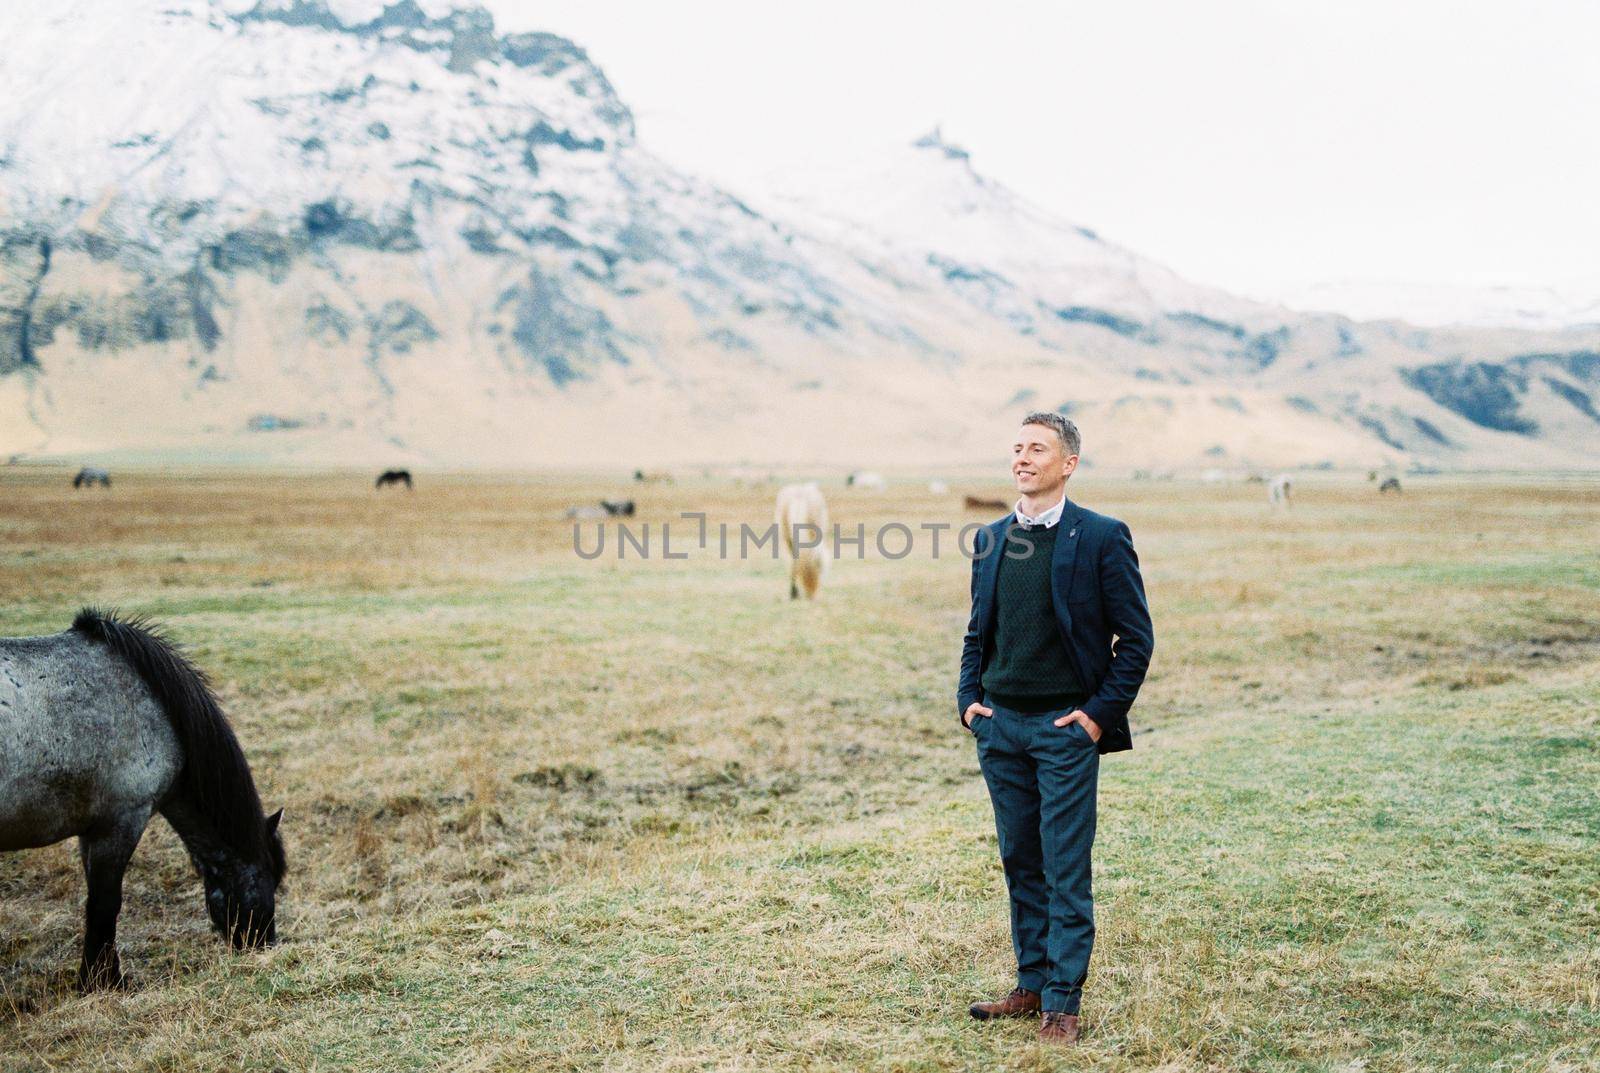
[1,467,1596,1072]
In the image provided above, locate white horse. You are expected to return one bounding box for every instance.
[1269,473,1293,507]
[775,483,830,599]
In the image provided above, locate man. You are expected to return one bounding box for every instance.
[957,412,1154,1045]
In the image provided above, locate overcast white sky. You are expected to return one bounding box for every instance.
[487,0,1600,303]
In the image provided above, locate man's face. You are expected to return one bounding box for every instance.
[1012,423,1078,498]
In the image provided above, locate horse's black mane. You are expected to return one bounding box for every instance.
[72,608,286,882]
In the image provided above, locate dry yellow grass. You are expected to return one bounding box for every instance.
[1,466,1597,1071]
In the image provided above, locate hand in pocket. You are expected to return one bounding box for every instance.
[1053,709,1100,743]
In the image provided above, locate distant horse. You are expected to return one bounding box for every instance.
[1379,477,1402,494]
[846,471,885,490]
[964,495,1009,512]
[73,467,111,489]
[1269,474,1293,507]
[775,483,829,600]
[0,610,285,989]
[375,469,413,490]
[601,499,636,517]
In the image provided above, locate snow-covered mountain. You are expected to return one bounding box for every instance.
[2,0,1598,470]
[1279,280,1600,332]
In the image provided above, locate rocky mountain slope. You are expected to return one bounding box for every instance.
[2,0,1597,470]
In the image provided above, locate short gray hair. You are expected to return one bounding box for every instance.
[1021,411,1081,457]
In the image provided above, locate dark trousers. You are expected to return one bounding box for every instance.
[973,701,1099,1014]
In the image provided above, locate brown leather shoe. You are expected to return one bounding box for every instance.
[1039,1011,1081,1044]
[968,986,1040,1020]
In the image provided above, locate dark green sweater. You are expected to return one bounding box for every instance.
[981,524,1086,711]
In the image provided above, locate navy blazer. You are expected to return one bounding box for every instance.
[957,498,1154,754]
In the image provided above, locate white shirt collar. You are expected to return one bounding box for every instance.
[1014,493,1067,529]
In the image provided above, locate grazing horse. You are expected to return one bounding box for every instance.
[600,499,636,517]
[375,469,413,490]
[1269,474,1293,507]
[964,495,1009,512]
[0,610,285,989]
[846,470,885,490]
[72,467,111,489]
[1379,477,1402,494]
[775,483,829,600]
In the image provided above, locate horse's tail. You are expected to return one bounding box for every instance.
[71,608,284,881]
[796,553,824,598]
